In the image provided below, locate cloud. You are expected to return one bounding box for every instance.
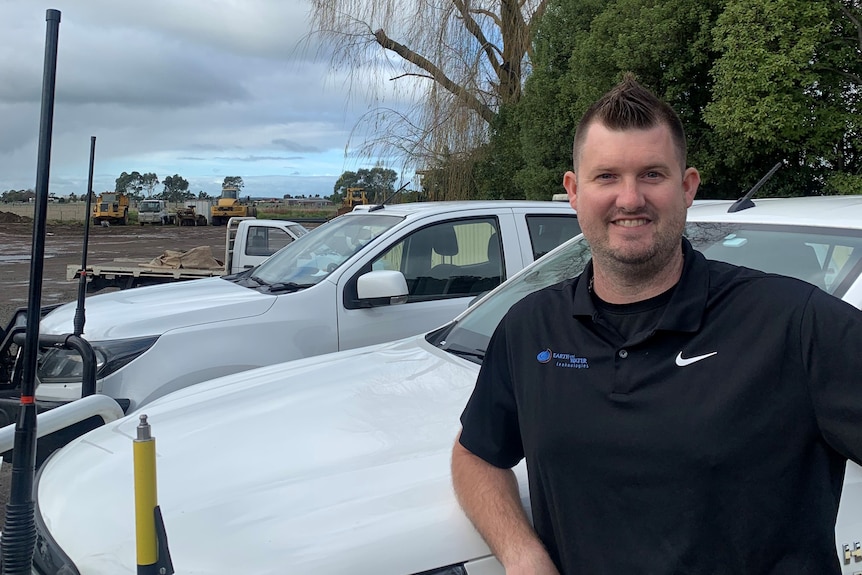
[0,0,410,200]
[272,139,322,154]
[213,155,306,163]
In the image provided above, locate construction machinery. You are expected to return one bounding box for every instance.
[92,192,130,226]
[211,184,257,226]
[138,199,176,225]
[175,204,208,226]
[336,187,369,216]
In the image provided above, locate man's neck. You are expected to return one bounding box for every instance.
[591,252,684,305]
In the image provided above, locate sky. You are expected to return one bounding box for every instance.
[0,1,409,200]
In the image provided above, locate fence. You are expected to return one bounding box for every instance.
[1,202,89,223]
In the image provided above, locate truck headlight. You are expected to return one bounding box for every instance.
[37,335,159,383]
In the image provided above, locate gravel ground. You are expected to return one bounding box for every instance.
[0,215,233,523]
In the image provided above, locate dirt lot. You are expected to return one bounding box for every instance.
[0,217,230,321]
[0,213,232,522]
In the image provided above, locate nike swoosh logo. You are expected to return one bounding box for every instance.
[675,351,717,367]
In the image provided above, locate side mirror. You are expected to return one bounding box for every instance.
[357,270,409,306]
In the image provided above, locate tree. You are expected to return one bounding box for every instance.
[503,0,862,200]
[115,171,144,200]
[309,0,548,198]
[160,174,190,203]
[197,191,212,199]
[223,176,244,190]
[505,0,726,198]
[140,173,160,197]
[705,0,862,195]
[331,167,398,203]
[0,189,35,203]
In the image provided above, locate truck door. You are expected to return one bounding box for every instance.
[336,215,514,351]
[236,224,300,271]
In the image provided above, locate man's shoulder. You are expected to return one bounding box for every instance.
[699,253,822,304]
[508,275,580,318]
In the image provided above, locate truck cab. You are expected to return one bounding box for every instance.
[137,199,174,225]
[226,217,309,274]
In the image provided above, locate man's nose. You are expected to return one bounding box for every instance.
[616,176,645,210]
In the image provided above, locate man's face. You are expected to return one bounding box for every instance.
[563,121,699,274]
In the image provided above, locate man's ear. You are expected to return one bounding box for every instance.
[682,167,700,208]
[563,171,578,211]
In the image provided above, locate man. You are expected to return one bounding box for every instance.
[451,74,862,573]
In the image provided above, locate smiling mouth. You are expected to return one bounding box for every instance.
[613,219,649,227]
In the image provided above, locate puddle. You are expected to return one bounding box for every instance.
[0,255,57,264]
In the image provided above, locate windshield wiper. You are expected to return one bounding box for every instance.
[230,274,265,288]
[443,347,485,362]
[266,282,313,293]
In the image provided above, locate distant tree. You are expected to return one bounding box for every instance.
[115,171,144,199]
[223,176,244,190]
[68,192,78,202]
[197,190,211,199]
[1,189,35,202]
[140,173,160,197]
[160,174,190,203]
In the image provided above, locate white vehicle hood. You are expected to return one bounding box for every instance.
[39,278,276,340]
[36,336,500,575]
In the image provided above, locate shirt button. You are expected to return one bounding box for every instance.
[618,349,628,359]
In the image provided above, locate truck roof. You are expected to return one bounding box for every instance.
[347,199,574,217]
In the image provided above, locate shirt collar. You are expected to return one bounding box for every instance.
[571,237,708,333]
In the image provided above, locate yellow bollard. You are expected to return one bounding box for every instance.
[133,414,173,575]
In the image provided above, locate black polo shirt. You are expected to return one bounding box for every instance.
[460,238,862,574]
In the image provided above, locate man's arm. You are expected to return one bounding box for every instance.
[451,432,559,575]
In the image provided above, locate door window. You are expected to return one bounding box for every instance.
[373,218,503,301]
[245,226,296,257]
[526,215,581,259]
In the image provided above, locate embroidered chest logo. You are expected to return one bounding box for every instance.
[675,351,717,367]
[537,349,589,369]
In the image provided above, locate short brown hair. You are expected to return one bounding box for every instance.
[572,73,687,172]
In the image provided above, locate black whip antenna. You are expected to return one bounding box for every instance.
[73,136,96,336]
[727,161,783,213]
[1,10,61,575]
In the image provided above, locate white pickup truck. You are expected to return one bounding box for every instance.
[33,201,579,413]
[66,217,309,291]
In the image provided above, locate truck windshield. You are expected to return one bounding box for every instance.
[430,236,591,363]
[140,202,160,212]
[249,213,403,288]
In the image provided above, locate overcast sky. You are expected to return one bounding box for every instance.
[0,1,407,199]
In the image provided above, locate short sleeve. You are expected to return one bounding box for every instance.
[802,289,862,465]
[459,314,525,469]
